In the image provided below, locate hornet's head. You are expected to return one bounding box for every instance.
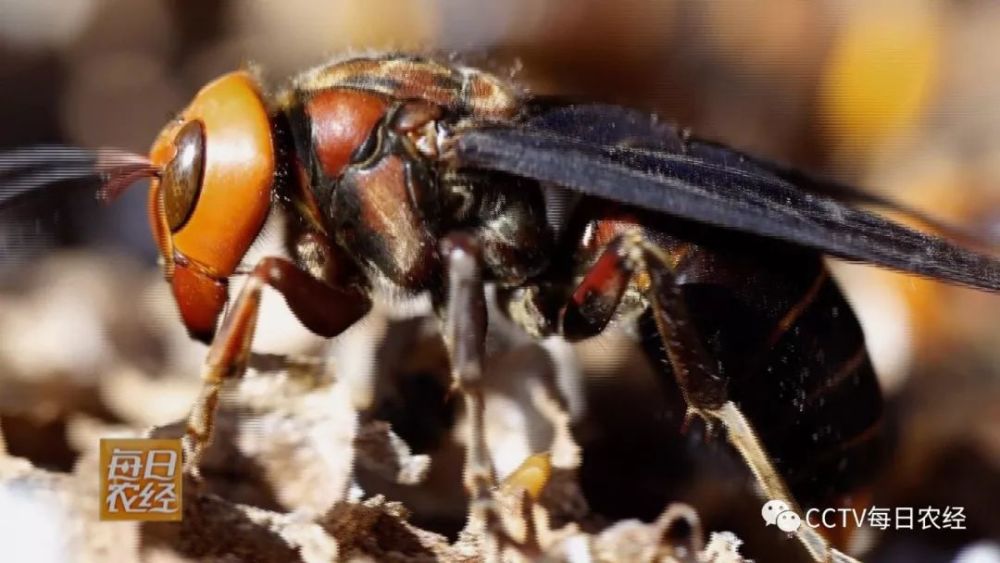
[101,71,275,342]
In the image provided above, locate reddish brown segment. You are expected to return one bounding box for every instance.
[571,246,629,307]
[561,213,653,340]
[349,153,438,286]
[170,261,228,342]
[307,89,388,179]
[253,257,371,337]
[561,237,633,341]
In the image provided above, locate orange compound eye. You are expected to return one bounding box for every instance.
[149,71,275,279]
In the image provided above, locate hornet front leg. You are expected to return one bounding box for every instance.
[183,257,371,476]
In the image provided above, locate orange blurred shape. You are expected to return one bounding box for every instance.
[500,452,552,501]
[818,4,942,156]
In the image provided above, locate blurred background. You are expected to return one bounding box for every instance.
[0,1,998,562]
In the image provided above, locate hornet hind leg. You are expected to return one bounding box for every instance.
[560,231,858,563]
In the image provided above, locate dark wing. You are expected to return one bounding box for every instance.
[454,104,1000,291]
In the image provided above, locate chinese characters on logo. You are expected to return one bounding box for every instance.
[100,438,182,521]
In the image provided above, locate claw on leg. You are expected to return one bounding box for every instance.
[182,377,223,479]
